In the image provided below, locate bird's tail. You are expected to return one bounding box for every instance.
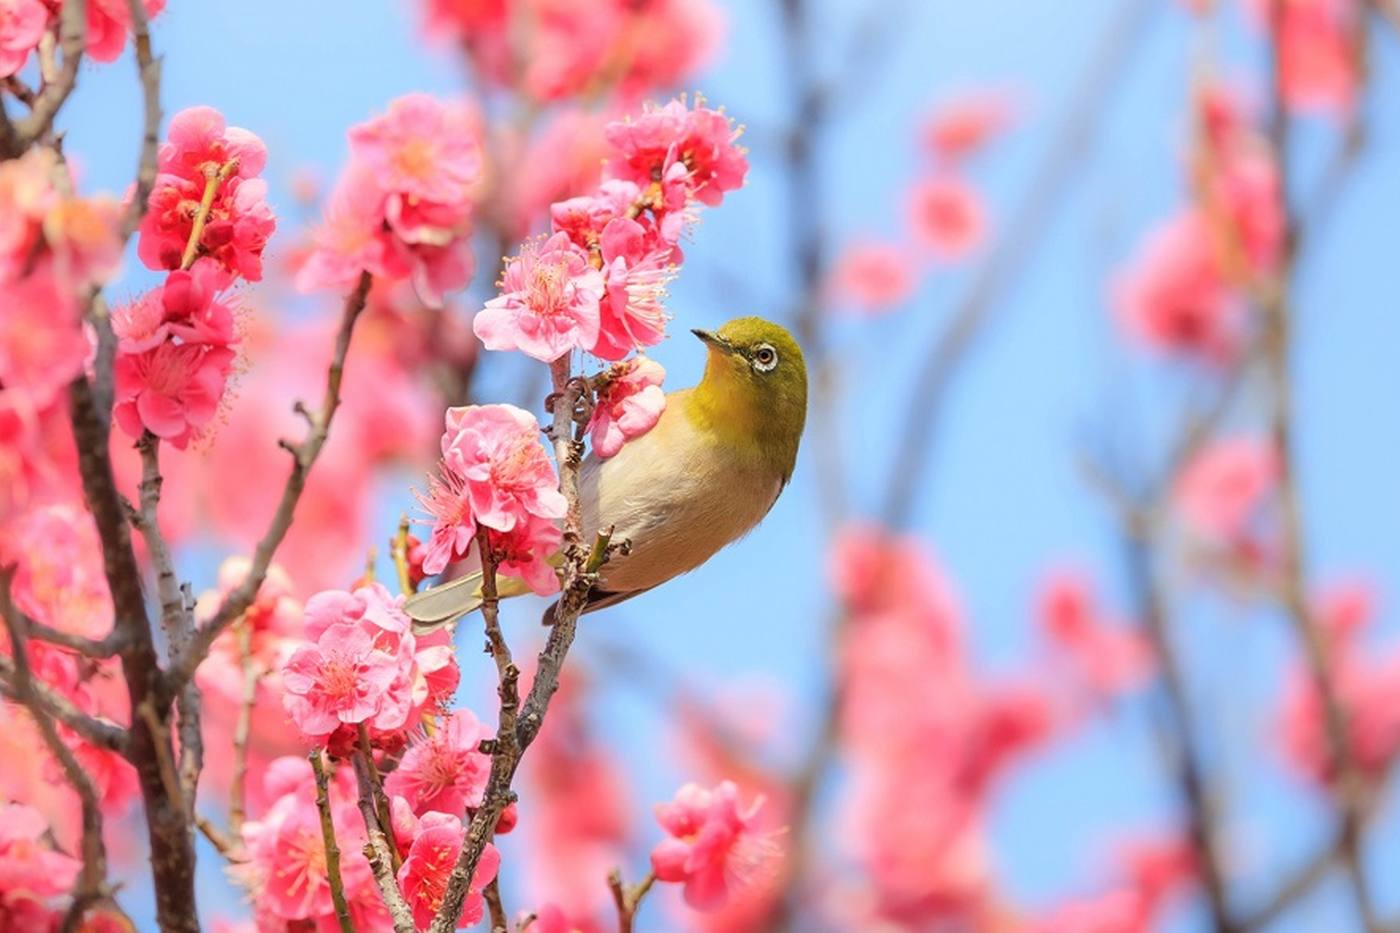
[404,571,534,634]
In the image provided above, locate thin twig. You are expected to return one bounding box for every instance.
[195,814,242,861]
[168,271,374,692]
[179,160,238,269]
[227,618,257,836]
[352,751,416,933]
[22,617,124,658]
[484,878,508,933]
[392,514,415,595]
[310,751,355,933]
[607,868,656,933]
[358,722,400,873]
[0,654,127,751]
[120,0,162,243]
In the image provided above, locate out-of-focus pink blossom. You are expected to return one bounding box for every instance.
[474,232,605,362]
[1112,211,1243,363]
[112,341,236,448]
[1031,836,1195,933]
[138,106,275,283]
[651,780,779,911]
[907,173,987,261]
[923,89,1014,163]
[2,504,112,641]
[1245,0,1358,116]
[0,0,46,78]
[828,240,917,314]
[385,709,493,818]
[440,403,567,533]
[1037,569,1154,699]
[0,264,87,406]
[587,356,666,459]
[84,0,165,62]
[501,108,609,237]
[604,99,748,208]
[1173,436,1278,544]
[397,811,501,930]
[349,92,481,211]
[0,803,81,925]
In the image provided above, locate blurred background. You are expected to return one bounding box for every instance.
[35,0,1400,929]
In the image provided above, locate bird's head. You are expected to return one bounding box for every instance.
[688,317,807,481]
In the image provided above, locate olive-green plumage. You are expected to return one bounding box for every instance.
[404,317,807,631]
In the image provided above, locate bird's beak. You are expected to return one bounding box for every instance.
[692,328,731,352]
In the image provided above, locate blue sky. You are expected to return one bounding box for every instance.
[54,0,1400,929]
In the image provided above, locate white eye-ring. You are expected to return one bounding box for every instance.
[752,343,778,372]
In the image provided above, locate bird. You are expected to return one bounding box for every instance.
[404,316,807,632]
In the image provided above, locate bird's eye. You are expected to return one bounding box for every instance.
[752,344,778,372]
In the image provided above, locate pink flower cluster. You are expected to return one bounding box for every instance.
[0,148,121,424]
[476,97,747,363]
[650,780,778,911]
[281,582,459,751]
[1032,836,1196,932]
[419,0,723,105]
[0,803,82,928]
[1037,568,1155,702]
[586,356,666,459]
[1244,0,1359,116]
[1113,83,1282,363]
[416,403,565,589]
[298,93,482,307]
[830,525,1055,927]
[0,0,164,77]
[138,106,276,283]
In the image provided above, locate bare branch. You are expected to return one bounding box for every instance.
[12,0,84,149]
[23,618,124,658]
[168,271,374,692]
[311,751,355,933]
[484,879,508,933]
[352,751,416,933]
[607,868,656,933]
[0,572,111,926]
[227,619,258,836]
[120,0,162,243]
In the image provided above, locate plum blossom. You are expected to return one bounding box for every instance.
[84,0,166,62]
[137,106,275,283]
[587,356,666,459]
[112,261,237,353]
[650,780,779,911]
[1037,569,1153,699]
[0,147,122,290]
[112,340,236,448]
[828,240,917,314]
[0,803,81,927]
[300,94,481,306]
[907,173,987,261]
[1112,211,1243,362]
[281,620,401,738]
[397,811,501,929]
[384,709,493,818]
[923,89,1014,163]
[440,403,567,533]
[0,0,45,78]
[489,511,563,596]
[0,263,87,406]
[474,232,605,362]
[1173,436,1278,544]
[604,99,749,208]
[3,504,112,641]
[1245,0,1358,116]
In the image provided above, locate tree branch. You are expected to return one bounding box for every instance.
[120,0,162,244]
[311,751,355,933]
[11,0,84,150]
[167,271,373,692]
[352,751,416,933]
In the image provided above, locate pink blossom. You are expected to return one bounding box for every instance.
[591,217,675,360]
[1173,436,1278,543]
[650,780,778,911]
[501,108,609,237]
[0,148,121,291]
[440,403,567,532]
[281,620,401,739]
[474,232,605,362]
[1037,569,1153,699]
[295,162,411,292]
[137,106,275,283]
[489,512,563,596]
[385,710,493,817]
[907,173,987,261]
[0,264,87,406]
[0,803,81,921]
[0,147,53,282]
[3,504,112,641]
[112,341,235,448]
[1111,211,1243,362]
[1245,0,1358,116]
[84,0,165,62]
[0,0,46,78]
[828,240,917,314]
[41,191,124,287]
[1191,83,1284,277]
[923,89,1014,163]
[349,93,481,210]
[113,262,236,353]
[587,356,666,459]
[604,99,749,208]
[416,467,478,576]
[396,811,501,929]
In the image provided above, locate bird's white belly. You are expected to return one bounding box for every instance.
[578,410,779,594]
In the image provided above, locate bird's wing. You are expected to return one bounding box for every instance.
[541,585,656,626]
